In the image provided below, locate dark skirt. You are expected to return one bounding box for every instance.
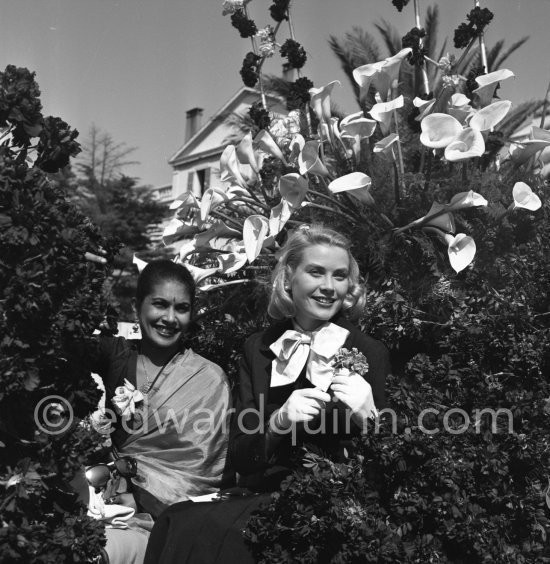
[143,493,271,564]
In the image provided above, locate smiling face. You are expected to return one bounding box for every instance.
[136,278,192,356]
[290,244,350,331]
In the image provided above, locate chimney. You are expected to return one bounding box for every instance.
[282,63,297,82]
[185,107,203,142]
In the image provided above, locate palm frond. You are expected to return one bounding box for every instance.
[492,37,529,71]
[328,27,382,104]
[374,19,402,56]
[498,99,543,139]
[423,5,440,60]
[485,39,504,72]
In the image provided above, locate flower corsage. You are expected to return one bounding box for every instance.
[333,347,369,377]
[112,379,144,421]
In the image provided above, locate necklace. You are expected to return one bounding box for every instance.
[140,355,156,394]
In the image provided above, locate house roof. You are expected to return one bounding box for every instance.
[168,86,285,167]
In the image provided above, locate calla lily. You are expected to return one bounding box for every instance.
[469,100,512,131]
[172,239,197,263]
[289,134,305,161]
[254,129,287,165]
[194,220,241,248]
[509,139,550,165]
[269,199,292,236]
[353,48,412,102]
[200,188,229,222]
[236,131,259,173]
[445,233,476,273]
[448,190,488,211]
[309,80,341,126]
[220,145,248,188]
[217,245,248,274]
[510,182,541,211]
[162,218,201,246]
[298,140,330,177]
[243,215,270,263]
[473,69,515,108]
[328,172,374,206]
[444,128,485,162]
[423,202,456,233]
[373,133,399,158]
[182,262,219,284]
[394,201,456,235]
[132,254,148,273]
[169,191,199,212]
[413,97,436,122]
[369,95,404,136]
[340,114,377,160]
[448,93,473,124]
[279,173,309,208]
[420,114,463,149]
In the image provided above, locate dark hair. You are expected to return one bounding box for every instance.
[136,260,196,309]
[268,224,366,321]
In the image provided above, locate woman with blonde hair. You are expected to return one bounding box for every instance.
[145,224,390,563]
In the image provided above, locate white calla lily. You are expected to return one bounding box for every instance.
[254,129,287,165]
[413,97,436,122]
[309,80,340,126]
[217,247,248,274]
[510,182,541,211]
[162,218,200,245]
[220,145,248,188]
[353,48,412,102]
[182,262,219,284]
[298,140,329,177]
[473,69,515,107]
[243,215,269,263]
[448,190,488,211]
[169,191,199,212]
[469,100,512,131]
[279,173,309,208]
[444,233,476,273]
[420,113,463,149]
[269,199,292,236]
[444,128,485,162]
[340,115,377,160]
[509,139,550,165]
[132,254,148,273]
[373,133,399,157]
[423,202,456,233]
[328,172,374,206]
[200,188,229,222]
[369,95,404,136]
[236,131,259,173]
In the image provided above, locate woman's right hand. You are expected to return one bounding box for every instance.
[271,388,331,431]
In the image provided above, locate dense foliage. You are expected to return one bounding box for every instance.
[0,66,117,562]
[180,2,550,562]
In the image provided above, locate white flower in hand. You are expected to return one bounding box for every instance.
[112,379,144,421]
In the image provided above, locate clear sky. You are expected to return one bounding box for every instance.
[1,0,548,188]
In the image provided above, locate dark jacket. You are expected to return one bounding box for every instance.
[229,316,390,485]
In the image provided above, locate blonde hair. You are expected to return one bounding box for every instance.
[268,224,366,321]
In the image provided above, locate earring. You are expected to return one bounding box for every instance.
[132,319,140,333]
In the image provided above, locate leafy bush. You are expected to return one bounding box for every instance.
[0,66,117,562]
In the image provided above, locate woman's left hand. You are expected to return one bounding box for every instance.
[331,373,378,421]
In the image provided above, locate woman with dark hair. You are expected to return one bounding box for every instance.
[81,260,231,564]
[145,225,390,563]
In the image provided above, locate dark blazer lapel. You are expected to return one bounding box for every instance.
[253,319,294,407]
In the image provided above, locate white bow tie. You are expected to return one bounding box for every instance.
[269,322,350,390]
